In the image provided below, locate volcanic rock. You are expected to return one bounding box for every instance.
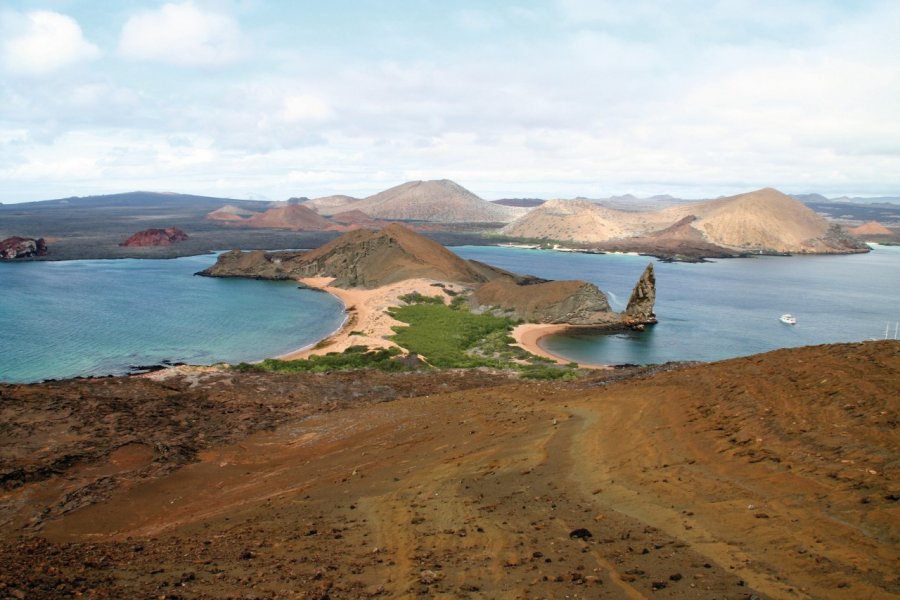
[623,263,657,326]
[120,227,188,247]
[471,279,617,326]
[0,236,48,259]
[199,224,491,288]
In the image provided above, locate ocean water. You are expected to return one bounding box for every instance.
[454,244,900,365]
[0,254,345,383]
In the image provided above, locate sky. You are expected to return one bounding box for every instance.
[1,0,899,203]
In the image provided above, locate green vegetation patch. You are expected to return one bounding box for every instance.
[234,345,410,374]
[388,303,513,368]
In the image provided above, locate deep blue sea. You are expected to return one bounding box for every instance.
[2,245,898,382]
[0,254,344,383]
[454,244,900,365]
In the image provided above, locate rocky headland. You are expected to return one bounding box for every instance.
[119,227,188,247]
[0,236,48,259]
[199,224,657,340]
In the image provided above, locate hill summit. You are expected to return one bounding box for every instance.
[502,187,867,255]
[330,180,522,224]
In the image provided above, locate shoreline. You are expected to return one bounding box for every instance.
[513,323,611,370]
[275,280,614,369]
[275,277,468,361]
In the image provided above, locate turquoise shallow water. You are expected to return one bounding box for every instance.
[0,254,345,383]
[454,244,900,365]
[2,245,898,382]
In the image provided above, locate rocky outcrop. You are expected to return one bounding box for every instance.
[199,224,491,288]
[199,224,659,329]
[623,263,657,327]
[120,227,188,247]
[471,279,618,326]
[0,236,48,259]
[197,249,302,280]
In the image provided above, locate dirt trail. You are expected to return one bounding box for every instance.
[1,341,897,598]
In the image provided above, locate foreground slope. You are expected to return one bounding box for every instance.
[0,341,896,598]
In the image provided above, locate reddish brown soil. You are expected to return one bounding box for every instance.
[1,341,897,599]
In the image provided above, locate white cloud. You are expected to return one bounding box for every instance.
[277,95,334,123]
[119,2,244,67]
[2,11,100,74]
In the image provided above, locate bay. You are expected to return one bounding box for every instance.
[453,244,900,365]
[0,254,345,383]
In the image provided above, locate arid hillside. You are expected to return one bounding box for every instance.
[302,194,361,215]
[341,179,523,224]
[0,341,896,598]
[501,187,868,255]
[200,223,492,288]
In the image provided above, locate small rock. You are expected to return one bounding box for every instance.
[569,528,593,540]
[651,581,668,590]
[669,573,683,581]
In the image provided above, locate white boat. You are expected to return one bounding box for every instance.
[780,314,797,325]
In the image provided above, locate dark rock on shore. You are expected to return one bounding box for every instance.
[0,236,48,259]
[120,227,188,247]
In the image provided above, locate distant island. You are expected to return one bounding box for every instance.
[2,180,896,261]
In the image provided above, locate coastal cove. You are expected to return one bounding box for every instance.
[3,243,899,383]
[454,243,900,364]
[0,254,345,383]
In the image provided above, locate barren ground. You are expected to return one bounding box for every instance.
[1,341,897,599]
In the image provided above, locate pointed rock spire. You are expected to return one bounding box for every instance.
[624,263,657,326]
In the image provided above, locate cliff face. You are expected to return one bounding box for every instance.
[0,236,48,259]
[470,263,657,329]
[120,227,188,247]
[623,263,657,326]
[471,279,617,326]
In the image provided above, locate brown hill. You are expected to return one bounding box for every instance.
[243,204,333,231]
[665,187,839,252]
[302,194,360,216]
[201,224,490,288]
[502,187,868,255]
[1,341,896,598]
[119,227,188,247]
[346,179,522,223]
[849,221,893,236]
[500,199,669,243]
[472,279,616,325]
[206,204,258,222]
[329,209,391,229]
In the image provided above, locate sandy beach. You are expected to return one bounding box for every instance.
[276,277,468,360]
[512,322,611,369]
[276,278,611,368]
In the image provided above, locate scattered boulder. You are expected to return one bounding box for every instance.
[0,236,48,259]
[120,227,188,247]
